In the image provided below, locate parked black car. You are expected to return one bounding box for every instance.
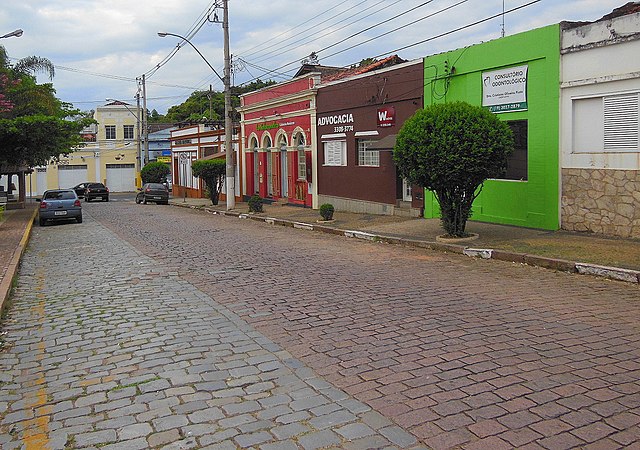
[85,183,109,202]
[71,182,91,198]
[136,183,169,205]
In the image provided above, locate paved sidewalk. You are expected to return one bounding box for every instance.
[169,198,640,284]
[0,204,38,314]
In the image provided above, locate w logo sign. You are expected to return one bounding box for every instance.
[377,106,395,128]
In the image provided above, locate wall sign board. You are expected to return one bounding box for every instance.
[482,65,528,113]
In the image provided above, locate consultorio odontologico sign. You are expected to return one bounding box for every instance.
[482,65,528,113]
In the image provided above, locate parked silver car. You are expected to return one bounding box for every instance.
[38,189,82,226]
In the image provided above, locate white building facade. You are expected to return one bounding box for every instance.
[560,8,640,238]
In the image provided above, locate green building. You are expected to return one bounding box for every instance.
[422,24,560,230]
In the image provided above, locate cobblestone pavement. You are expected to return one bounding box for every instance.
[0,206,422,450]
[2,200,640,449]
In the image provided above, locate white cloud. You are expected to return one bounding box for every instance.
[0,0,629,114]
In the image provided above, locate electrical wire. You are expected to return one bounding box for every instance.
[248,0,397,65]
[367,0,541,60]
[239,0,354,59]
[251,0,435,65]
[238,0,539,86]
[320,0,470,62]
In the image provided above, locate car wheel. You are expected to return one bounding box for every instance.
[39,218,46,226]
[76,215,83,223]
[103,197,108,202]
[143,197,147,205]
[135,196,141,204]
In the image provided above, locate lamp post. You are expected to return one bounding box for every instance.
[158,13,235,209]
[106,98,142,187]
[0,29,23,39]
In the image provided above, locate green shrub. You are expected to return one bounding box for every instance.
[141,161,170,184]
[319,203,335,221]
[394,101,514,237]
[248,194,263,213]
[191,159,225,205]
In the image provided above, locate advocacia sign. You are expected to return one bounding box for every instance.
[482,65,528,113]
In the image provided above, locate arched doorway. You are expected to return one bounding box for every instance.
[263,134,274,197]
[249,136,259,195]
[276,133,288,199]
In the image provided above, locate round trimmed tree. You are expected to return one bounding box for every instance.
[394,101,514,237]
[191,158,225,205]
[141,161,170,184]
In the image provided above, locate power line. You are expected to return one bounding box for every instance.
[321,0,470,61]
[238,0,471,84]
[239,0,351,59]
[144,0,221,78]
[237,0,539,86]
[247,0,392,65]
[368,0,541,60]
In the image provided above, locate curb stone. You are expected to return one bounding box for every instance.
[169,201,640,285]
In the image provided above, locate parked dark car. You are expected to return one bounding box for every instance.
[85,183,109,202]
[38,189,82,226]
[136,183,169,205]
[71,182,91,198]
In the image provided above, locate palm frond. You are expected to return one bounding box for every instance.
[14,56,55,80]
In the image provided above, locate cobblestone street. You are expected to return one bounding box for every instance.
[1,199,640,449]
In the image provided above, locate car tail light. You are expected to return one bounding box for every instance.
[74,200,81,207]
[145,188,151,192]
[106,187,110,192]
[39,201,47,209]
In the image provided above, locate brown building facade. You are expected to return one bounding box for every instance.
[316,60,424,216]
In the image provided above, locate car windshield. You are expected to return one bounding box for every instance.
[147,184,165,189]
[88,183,105,188]
[44,191,76,200]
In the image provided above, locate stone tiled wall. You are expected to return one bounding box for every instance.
[562,168,640,238]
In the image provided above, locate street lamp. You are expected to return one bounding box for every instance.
[0,29,23,39]
[106,98,143,187]
[158,11,235,209]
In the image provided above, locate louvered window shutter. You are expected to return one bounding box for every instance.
[603,93,639,151]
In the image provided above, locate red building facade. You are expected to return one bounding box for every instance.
[240,75,318,208]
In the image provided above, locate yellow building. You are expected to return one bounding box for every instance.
[26,101,141,196]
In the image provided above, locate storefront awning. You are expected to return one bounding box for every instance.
[369,134,397,150]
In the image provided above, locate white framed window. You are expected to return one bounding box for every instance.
[105,125,116,140]
[323,140,346,166]
[573,92,639,153]
[123,125,134,140]
[357,138,379,167]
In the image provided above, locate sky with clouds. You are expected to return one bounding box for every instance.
[0,0,627,115]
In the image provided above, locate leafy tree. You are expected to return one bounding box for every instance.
[0,45,93,169]
[160,79,276,125]
[394,101,514,237]
[191,159,225,205]
[141,161,170,184]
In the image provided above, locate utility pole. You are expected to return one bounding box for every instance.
[136,92,142,186]
[223,0,235,210]
[142,74,149,166]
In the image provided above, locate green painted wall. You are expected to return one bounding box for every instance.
[422,24,560,230]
